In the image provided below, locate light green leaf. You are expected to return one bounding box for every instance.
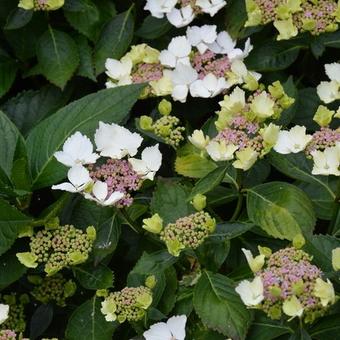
[26,84,144,189]
[94,7,134,75]
[193,271,252,339]
[247,182,316,240]
[36,27,79,89]
[65,296,117,340]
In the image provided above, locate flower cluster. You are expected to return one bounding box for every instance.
[143,211,216,256]
[245,0,340,40]
[0,295,28,334]
[189,82,295,170]
[18,0,64,11]
[30,274,76,307]
[144,0,226,27]
[16,224,96,276]
[51,122,162,207]
[101,285,153,323]
[105,25,259,103]
[236,246,337,323]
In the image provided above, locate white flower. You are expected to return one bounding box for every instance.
[186,25,217,54]
[169,63,198,102]
[143,315,187,340]
[52,164,92,193]
[219,86,246,114]
[325,63,340,83]
[314,278,336,307]
[235,277,264,307]
[190,73,228,98]
[250,92,275,119]
[54,132,99,167]
[282,296,304,320]
[94,122,143,159]
[233,148,258,171]
[0,304,9,325]
[188,130,210,150]
[242,248,265,273]
[274,125,312,154]
[105,58,132,86]
[311,144,340,176]
[166,5,195,28]
[206,140,238,161]
[128,144,162,180]
[84,181,124,206]
[159,36,192,68]
[144,0,177,18]
[196,0,227,16]
[317,80,340,104]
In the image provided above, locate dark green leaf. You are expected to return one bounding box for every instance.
[36,27,79,89]
[75,35,96,81]
[65,296,117,340]
[94,7,134,75]
[224,0,247,39]
[212,223,255,240]
[26,84,144,189]
[29,304,53,340]
[136,16,172,39]
[193,271,252,339]
[247,182,316,240]
[0,50,17,98]
[5,8,32,30]
[74,264,114,290]
[309,314,340,339]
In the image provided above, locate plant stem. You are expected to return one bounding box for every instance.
[230,193,243,222]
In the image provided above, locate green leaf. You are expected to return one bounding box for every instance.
[212,223,255,240]
[309,314,340,339]
[74,263,114,290]
[2,85,72,137]
[206,186,238,207]
[245,40,303,71]
[64,0,100,42]
[36,27,79,89]
[0,198,31,256]
[189,166,228,201]
[303,234,340,272]
[0,50,17,98]
[5,8,32,30]
[26,84,144,189]
[0,250,27,290]
[94,7,134,75]
[224,0,247,39]
[136,16,172,39]
[29,304,53,340]
[75,35,96,81]
[0,110,23,179]
[158,267,178,315]
[247,182,316,240]
[151,179,195,225]
[193,271,252,339]
[65,296,117,340]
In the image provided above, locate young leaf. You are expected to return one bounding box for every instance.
[36,27,79,89]
[247,182,316,240]
[193,271,252,339]
[65,296,117,340]
[26,84,144,189]
[94,7,134,75]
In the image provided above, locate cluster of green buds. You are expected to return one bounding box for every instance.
[139,99,185,148]
[16,224,96,276]
[0,295,29,333]
[18,0,64,11]
[143,211,216,257]
[29,274,76,307]
[100,279,153,323]
[236,237,338,324]
[245,0,340,40]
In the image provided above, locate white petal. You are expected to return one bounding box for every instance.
[142,144,162,171]
[128,158,149,175]
[171,63,198,85]
[235,277,264,306]
[172,84,189,102]
[190,79,211,98]
[0,304,9,325]
[68,164,91,188]
[52,182,78,193]
[159,50,177,68]
[217,31,236,54]
[143,322,173,340]
[92,181,109,201]
[168,36,192,58]
[325,63,340,82]
[105,191,125,205]
[105,58,132,80]
[317,81,340,104]
[167,6,195,28]
[167,315,187,340]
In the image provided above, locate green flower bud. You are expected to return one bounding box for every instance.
[158,99,172,116]
[166,239,185,257]
[18,225,33,238]
[68,251,88,265]
[86,226,96,241]
[64,280,77,298]
[143,213,163,234]
[293,234,305,249]
[292,279,305,295]
[16,252,38,268]
[45,217,60,230]
[258,245,272,258]
[268,81,285,99]
[96,289,109,297]
[278,94,295,109]
[136,291,153,309]
[145,275,157,289]
[269,286,282,297]
[332,248,340,271]
[313,105,334,127]
[27,275,43,285]
[191,194,207,211]
[140,116,154,131]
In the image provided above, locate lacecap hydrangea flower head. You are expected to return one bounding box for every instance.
[245,0,340,40]
[51,122,162,207]
[188,81,295,171]
[235,240,337,323]
[100,278,154,324]
[144,0,227,28]
[18,0,64,11]
[16,223,96,276]
[142,210,216,256]
[159,25,261,103]
[105,44,173,99]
